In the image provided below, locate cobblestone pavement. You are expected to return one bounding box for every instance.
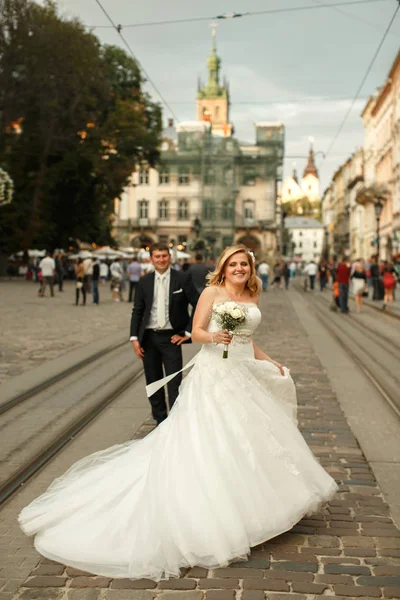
[4,290,400,600]
[0,281,132,385]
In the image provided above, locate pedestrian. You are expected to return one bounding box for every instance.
[318,261,329,291]
[370,256,383,301]
[289,260,297,279]
[100,261,109,283]
[130,242,198,426]
[55,253,65,292]
[283,262,290,290]
[272,261,283,288]
[110,258,123,302]
[382,262,396,310]
[92,258,100,305]
[127,256,141,302]
[75,258,86,306]
[257,260,270,292]
[38,252,55,297]
[335,256,351,313]
[351,262,367,313]
[186,253,210,300]
[303,260,318,291]
[83,256,93,294]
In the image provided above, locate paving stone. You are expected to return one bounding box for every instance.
[291,582,328,594]
[185,568,208,578]
[383,588,400,599]
[264,570,314,582]
[357,576,400,586]
[155,594,203,600]
[324,564,371,575]
[271,562,318,573]
[158,579,197,590]
[333,584,382,597]
[30,565,65,576]
[307,535,341,547]
[315,574,354,585]
[214,568,263,578]
[106,592,155,600]
[67,590,102,600]
[242,592,264,600]
[264,594,306,600]
[374,567,400,576]
[18,589,65,600]
[242,579,289,592]
[69,576,111,588]
[198,579,238,589]
[205,592,235,600]
[23,576,67,588]
[111,578,157,589]
[229,559,270,569]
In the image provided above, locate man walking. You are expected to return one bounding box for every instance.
[55,253,65,292]
[92,258,100,305]
[257,260,270,292]
[336,256,351,313]
[130,243,198,425]
[38,252,55,297]
[127,256,141,302]
[110,258,123,302]
[186,253,209,301]
[303,260,318,290]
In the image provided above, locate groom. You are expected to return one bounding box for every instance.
[130,243,198,425]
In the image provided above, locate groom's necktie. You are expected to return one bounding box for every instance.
[157,275,167,328]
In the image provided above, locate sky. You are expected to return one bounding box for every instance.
[56,0,400,191]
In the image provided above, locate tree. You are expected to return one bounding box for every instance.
[0,0,161,254]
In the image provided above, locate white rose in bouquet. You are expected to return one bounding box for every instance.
[230,308,243,319]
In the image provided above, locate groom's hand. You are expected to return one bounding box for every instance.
[132,340,144,359]
[171,334,190,345]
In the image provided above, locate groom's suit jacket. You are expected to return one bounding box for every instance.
[130,269,199,344]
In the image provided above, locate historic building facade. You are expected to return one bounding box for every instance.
[113,35,285,259]
[321,50,400,261]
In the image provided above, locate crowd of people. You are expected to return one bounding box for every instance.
[301,256,400,314]
[32,251,215,306]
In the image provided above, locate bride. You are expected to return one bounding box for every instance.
[19,244,337,581]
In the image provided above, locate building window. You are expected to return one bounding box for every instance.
[178,167,190,185]
[138,200,149,219]
[205,167,215,185]
[288,188,291,195]
[178,235,187,244]
[178,199,189,220]
[203,199,215,220]
[222,199,233,220]
[139,170,149,185]
[299,242,302,249]
[313,241,317,248]
[224,168,234,185]
[215,106,220,120]
[158,199,169,220]
[299,231,303,236]
[243,200,255,220]
[159,234,168,245]
[159,170,169,185]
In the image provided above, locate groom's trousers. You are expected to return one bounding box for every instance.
[142,329,183,424]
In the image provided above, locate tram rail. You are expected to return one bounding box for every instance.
[296,289,400,420]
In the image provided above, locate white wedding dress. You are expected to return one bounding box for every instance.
[19,304,337,580]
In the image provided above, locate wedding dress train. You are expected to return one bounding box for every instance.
[19,304,337,580]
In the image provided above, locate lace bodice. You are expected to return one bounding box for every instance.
[206,303,261,353]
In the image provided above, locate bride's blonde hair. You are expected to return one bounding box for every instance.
[207,244,261,296]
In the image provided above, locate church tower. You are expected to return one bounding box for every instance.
[301,141,320,203]
[197,25,233,137]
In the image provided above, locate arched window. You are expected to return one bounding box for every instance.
[205,167,215,185]
[202,199,215,220]
[158,199,169,220]
[243,200,255,219]
[178,199,189,220]
[159,169,169,185]
[139,170,149,185]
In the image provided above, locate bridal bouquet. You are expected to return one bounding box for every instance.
[212,301,247,359]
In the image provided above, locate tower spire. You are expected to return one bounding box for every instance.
[303,139,318,178]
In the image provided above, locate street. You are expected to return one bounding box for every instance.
[0,281,400,600]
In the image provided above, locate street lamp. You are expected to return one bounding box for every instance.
[374,198,384,263]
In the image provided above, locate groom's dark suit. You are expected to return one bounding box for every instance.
[130,269,198,424]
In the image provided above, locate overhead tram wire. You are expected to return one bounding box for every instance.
[322,0,400,161]
[94,0,179,123]
[89,0,390,29]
